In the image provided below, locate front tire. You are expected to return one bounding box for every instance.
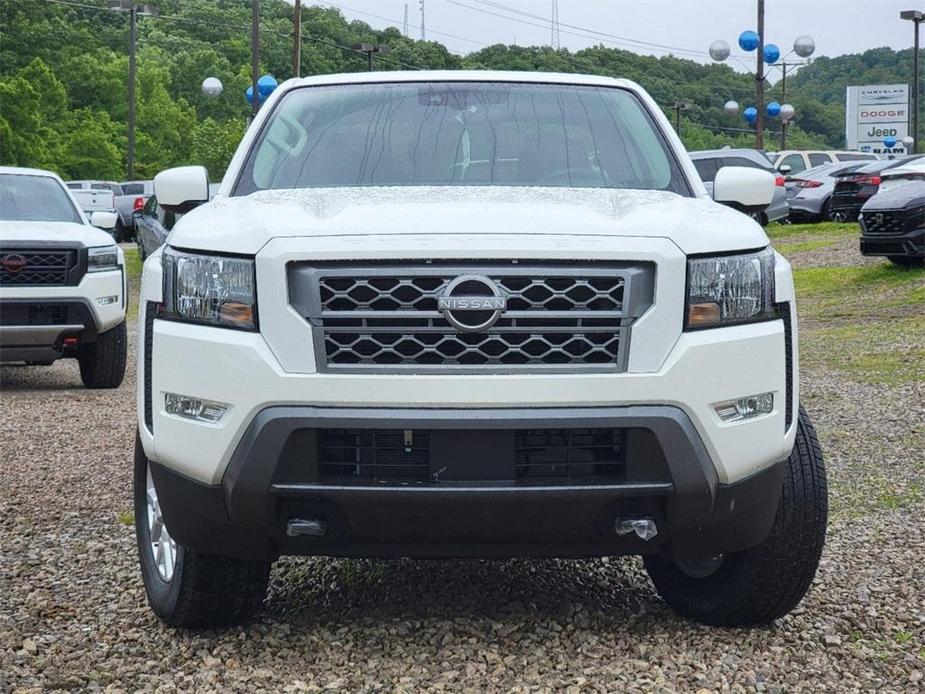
[78,321,127,389]
[644,406,827,626]
[134,435,271,628]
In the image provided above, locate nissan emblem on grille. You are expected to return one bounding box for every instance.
[437,275,507,332]
[1,254,26,274]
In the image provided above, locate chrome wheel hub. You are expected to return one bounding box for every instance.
[146,467,177,581]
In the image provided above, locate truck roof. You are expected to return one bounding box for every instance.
[0,165,59,178]
[287,69,639,92]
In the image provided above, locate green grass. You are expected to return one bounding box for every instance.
[117,511,134,526]
[794,264,923,298]
[766,221,857,240]
[123,246,142,320]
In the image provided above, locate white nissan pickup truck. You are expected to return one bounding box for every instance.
[134,71,827,628]
[0,166,127,388]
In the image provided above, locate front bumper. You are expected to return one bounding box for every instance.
[0,296,113,362]
[860,227,925,259]
[147,406,786,561]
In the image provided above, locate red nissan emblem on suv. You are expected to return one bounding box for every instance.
[1,254,26,273]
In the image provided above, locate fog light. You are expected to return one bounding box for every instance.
[713,392,774,422]
[96,295,118,306]
[164,393,227,423]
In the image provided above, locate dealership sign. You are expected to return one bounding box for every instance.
[845,84,909,154]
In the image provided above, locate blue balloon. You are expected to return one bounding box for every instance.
[883,136,897,148]
[766,101,781,117]
[763,43,780,64]
[257,74,278,97]
[738,30,760,52]
[744,106,758,123]
[245,85,267,105]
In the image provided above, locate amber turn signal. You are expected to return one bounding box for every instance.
[688,302,721,327]
[220,302,254,326]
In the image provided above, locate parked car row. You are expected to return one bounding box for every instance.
[769,150,879,175]
[65,179,153,242]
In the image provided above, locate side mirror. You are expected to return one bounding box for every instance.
[154,166,209,214]
[90,210,118,230]
[712,166,775,214]
[778,164,792,174]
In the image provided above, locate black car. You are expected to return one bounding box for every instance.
[830,155,925,222]
[134,194,179,260]
[858,181,925,267]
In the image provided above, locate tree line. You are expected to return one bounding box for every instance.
[0,0,919,181]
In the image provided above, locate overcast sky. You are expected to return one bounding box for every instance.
[313,0,918,73]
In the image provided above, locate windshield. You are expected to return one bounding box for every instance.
[234,82,688,195]
[0,174,82,223]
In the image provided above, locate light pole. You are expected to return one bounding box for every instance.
[292,0,302,78]
[251,1,260,119]
[352,43,391,72]
[901,10,923,153]
[709,5,813,150]
[108,1,158,180]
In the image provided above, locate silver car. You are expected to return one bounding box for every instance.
[689,148,789,224]
[784,162,867,223]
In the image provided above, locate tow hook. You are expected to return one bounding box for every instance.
[615,517,658,541]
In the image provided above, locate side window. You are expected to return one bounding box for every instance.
[779,154,805,174]
[161,207,178,231]
[692,158,718,183]
[66,182,82,189]
[143,195,158,216]
[809,153,831,167]
[723,156,768,171]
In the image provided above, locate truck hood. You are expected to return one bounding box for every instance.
[171,186,768,256]
[0,220,115,247]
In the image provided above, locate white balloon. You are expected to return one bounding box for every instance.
[780,103,795,122]
[724,100,739,116]
[709,39,731,62]
[902,136,915,147]
[201,77,224,98]
[793,35,815,59]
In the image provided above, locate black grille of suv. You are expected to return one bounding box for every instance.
[861,207,925,235]
[0,250,77,286]
[289,264,654,373]
[317,428,626,484]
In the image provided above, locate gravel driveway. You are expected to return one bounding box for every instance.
[2,235,923,692]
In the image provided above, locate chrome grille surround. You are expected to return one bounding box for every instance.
[288,263,655,373]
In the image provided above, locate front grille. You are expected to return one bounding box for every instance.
[0,250,77,286]
[317,427,626,485]
[862,206,925,235]
[290,264,653,373]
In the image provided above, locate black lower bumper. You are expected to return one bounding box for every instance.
[0,298,100,362]
[149,406,786,561]
[860,227,925,259]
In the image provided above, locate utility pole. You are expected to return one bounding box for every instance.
[107,1,158,180]
[420,0,425,40]
[674,101,690,139]
[251,0,260,118]
[755,0,765,149]
[780,62,787,149]
[551,0,560,50]
[901,11,923,153]
[292,0,301,78]
[403,3,409,37]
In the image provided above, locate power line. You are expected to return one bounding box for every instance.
[38,0,425,71]
[319,1,489,47]
[453,0,710,59]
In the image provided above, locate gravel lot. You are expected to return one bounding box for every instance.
[2,229,923,692]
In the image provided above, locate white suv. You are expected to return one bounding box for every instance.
[0,167,127,388]
[134,72,827,628]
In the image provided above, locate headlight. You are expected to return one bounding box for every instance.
[161,247,257,330]
[686,247,777,330]
[87,245,120,273]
